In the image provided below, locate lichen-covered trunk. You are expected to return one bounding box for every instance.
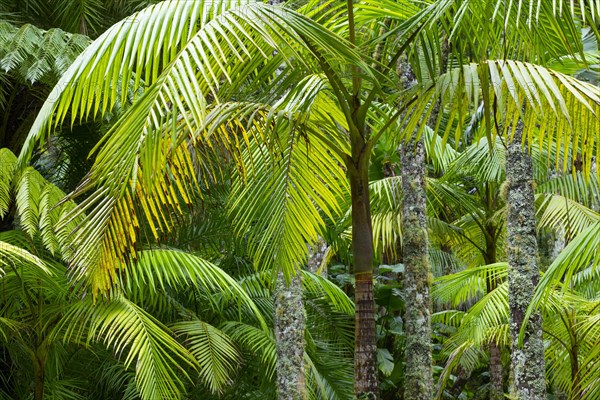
[489,342,504,400]
[506,119,546,400]
[274,272,307,400]
[307,238,327,276]
[350,154,378,400]
[401,138,433,400]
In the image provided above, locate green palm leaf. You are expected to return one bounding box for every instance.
[57,295,195,400]
[172,318,240,394]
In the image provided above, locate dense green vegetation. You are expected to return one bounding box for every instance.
[1,1,599,399]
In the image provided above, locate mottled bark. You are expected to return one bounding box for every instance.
[274,272,306,400]
[401,138,433,400]
[506,119,546,400]
[350,155,378,399]
[307,238,327,276]
[489,342,504,400]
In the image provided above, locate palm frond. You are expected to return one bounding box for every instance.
[122,248,267,328]
[57,295,195,400]
[527,222,600,325]
[172,318,240,394]
[433,263,507,307]
[0,148,16,217]
[536,193,600,241]
[402,61,600,177]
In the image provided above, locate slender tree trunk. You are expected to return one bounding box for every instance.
[484,221,504,400]
[506,118,546,399]
[489,342,504,400]
[274,271,307,400]
[33,356,44,400]
[401,137,433,400]
[350,148,378,399]
[398,55,433,400]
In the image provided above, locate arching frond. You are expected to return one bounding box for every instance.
[229,116,348,280]
[301,271,354,315]
[0,238,50,275]
[402,61,600,177]
[0,148,16,217]
[527,222,600,329]
[122,248,267,328]
[16,0,376,291]
[537,171,600,209]
[172,318,240,394]
[222,321,277,380]
[57,295,195,400]
[433,263,507,308]
[536,193,600,241]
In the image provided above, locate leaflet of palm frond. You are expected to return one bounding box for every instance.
[432,310,467,332]
[56,294,196,400]
[428,245,463,276]
[383,0,593,72]
[222,321,276,380]
[459,280,508,342]
[304,348,354,400]
[536,193,600,241]
[568,308,600,399]
[423,126,460,174]
[444,136,506,184]
[524,221,600,346]
[0,238,50,276]
[434,340,487,400]
[537,171,600,209]
[401,61,600,177]
[567,265,600,297]
[0,148,16,217]
[52,134,205,294]
[8,156,84,254]
[19,0,378,166]
[433,262,508,308]
[229,121,347,281]
[302,271,354,315]
[121,248,267,328]
[171,318,240,394]
[428,176,480,217]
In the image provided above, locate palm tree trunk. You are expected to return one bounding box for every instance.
[401,137,433,400]
[33,356,44,400]
[307,238,327,276]
[489,342,503,400]
[274,271,307,400]
[506,118,546,399]
[485,225,504,400]
[349,153,378,399]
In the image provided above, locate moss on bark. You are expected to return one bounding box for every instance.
[274,272,307,400]
[401,138,433,400]
[506,119,546,400]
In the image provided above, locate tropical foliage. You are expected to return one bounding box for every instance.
[1,1,600,400]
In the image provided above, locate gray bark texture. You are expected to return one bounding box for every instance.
[506,119,546,400]
[307,238,327,276]
[401,138,433,400]
[274,272,307,400]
